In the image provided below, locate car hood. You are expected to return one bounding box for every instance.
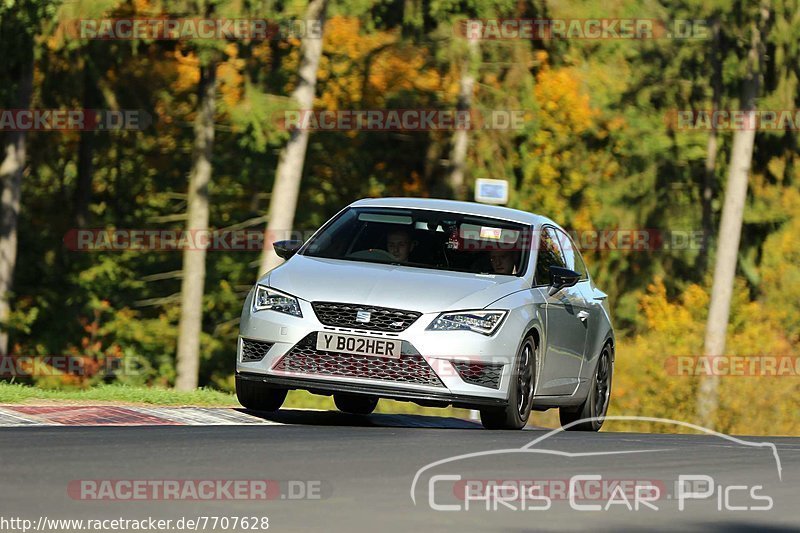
[263,255,527,313]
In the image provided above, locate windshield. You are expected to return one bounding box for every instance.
[302,207,530,276]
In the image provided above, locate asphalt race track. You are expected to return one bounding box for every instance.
[1,410,798,532]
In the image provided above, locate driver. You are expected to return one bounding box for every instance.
[489,249,519,275]
[386,228,415,262]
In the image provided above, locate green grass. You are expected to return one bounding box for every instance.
[0,382,471,418]
[0,383,239,406]
[0,383,568,427]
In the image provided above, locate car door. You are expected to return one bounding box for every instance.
[535,226,589,396]
[555,228,596,384]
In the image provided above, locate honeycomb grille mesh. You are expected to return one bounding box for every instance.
[241,339,274,362]
[273,334,443,387]
[453,362,503,389]
[311,302,421,332]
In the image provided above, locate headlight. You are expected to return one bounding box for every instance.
[427,310,507,335]
[252,285,302,317]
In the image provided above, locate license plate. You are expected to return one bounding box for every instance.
[316,332,402,359]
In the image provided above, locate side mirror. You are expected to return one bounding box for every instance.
[273,240,303,260]
[548,266,581,296]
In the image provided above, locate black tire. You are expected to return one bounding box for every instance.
[560,343,613,432]
[333,394,379,415]
[480,336,537,430]
[235,376,287,412]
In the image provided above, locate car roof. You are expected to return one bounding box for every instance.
[349,197,554,227]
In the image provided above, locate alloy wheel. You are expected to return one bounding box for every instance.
[516,341,535,418]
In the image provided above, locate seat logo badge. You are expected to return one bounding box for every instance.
[356,310,371,323]
[391,321,404,328]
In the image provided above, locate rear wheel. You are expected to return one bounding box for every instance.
[480,336,537,430]
[235,376,287,412]
[334,394,379,415]
[560,343,613,431]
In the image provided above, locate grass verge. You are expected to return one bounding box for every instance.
[0,383,238,406]
[0,383,574,428]
[0,382,473,418]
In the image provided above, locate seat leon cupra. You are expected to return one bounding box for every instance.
[236,198,614,430]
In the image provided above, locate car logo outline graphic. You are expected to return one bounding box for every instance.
[409,416,784,505]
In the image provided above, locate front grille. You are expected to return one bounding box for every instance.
[311,302,421,332]
[241,339,274,362]
[453,362,503,389]
[273,334,443,387]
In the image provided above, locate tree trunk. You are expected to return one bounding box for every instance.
[424,134,443,191]
[446,35,479,201]
[698,18,722,274]
[175,61,217,391]
[0,58,33,356]
[259,0,329,275]
[697,14,765,428]
[74,54,101,228]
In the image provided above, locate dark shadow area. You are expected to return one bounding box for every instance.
[235,408,485,429]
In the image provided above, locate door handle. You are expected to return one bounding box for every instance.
[577,310,590,323]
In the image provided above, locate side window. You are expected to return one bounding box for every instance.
[556,229,588,280]
[534,227,566,286]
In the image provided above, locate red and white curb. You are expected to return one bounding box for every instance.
[0,406,284,427]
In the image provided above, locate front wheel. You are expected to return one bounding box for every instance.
[236,376,287,412]
[560,343,613,432]
[480,336,537,430]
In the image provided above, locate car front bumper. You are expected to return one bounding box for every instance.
[236,294,523,406]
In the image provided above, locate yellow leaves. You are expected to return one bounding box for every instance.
[515,55,601,220]
[534,65,595,135]
[318,16,442,110]
[608,271,800,435]
[572,207,595,233]
[759,215,800,344]
[324,16,377,61]
[250,41,272,64]
[218,44,245,111]
[171,50,200,93]
[639,278,670,329]
[638,278,706,335]
[133,0,154,12]
[682,283,709,312]
[606,115,627,132]
[370,47,441,94]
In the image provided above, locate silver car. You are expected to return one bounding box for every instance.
[236,198,614,430]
